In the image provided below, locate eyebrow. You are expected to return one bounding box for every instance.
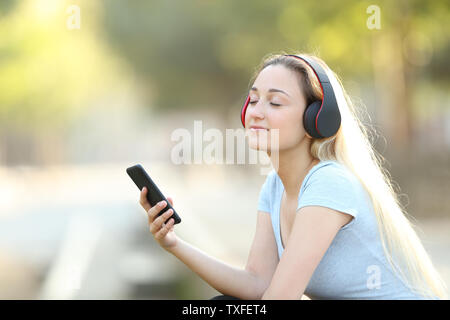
[250,87,290,97]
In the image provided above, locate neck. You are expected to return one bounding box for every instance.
[269,138,319,199]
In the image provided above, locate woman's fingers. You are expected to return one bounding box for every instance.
[140,187,151,212]
[155,218,174,240]
[147,201,161,227]
[149,207,173,234]
[150,209,172,234]
[141,189,176,235]
[147,200,167,222]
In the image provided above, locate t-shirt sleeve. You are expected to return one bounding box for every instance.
[297,163,360,225]
[257,173,273,214]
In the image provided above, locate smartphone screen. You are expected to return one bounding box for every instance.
[126,164,182,224]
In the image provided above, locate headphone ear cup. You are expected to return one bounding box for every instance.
[303,101,323,139]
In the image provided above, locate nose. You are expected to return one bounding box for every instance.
[245,100,265,125]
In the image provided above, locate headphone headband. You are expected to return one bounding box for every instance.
[285,54,330,83]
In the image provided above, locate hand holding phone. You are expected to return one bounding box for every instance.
[127,164,181,249]
[126,164,181,224]
[141,187,178,248]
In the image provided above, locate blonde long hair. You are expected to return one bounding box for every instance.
[252,52,448,299]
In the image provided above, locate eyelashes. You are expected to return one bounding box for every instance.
[249,101,281,106]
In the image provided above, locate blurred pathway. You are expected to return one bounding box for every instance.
[0,163,448,299]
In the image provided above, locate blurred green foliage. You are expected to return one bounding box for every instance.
[101,0,449,110]
[0,0,128,131]
[0,0,448,131]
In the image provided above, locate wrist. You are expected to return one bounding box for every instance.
[163,237,182,254]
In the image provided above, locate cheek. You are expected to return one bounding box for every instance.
[271,110,305,143]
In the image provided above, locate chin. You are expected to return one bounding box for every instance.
[249,141,271,152]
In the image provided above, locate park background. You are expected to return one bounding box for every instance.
[0,0,449,299]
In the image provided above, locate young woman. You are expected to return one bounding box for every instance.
[139,53,448,300]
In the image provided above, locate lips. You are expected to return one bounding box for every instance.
[249,125,268,130]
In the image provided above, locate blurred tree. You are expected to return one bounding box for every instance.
[0,0,131,164]
[0,0,448,164]
[101,0,449,152]
[368,0,450,154]
[0,0,16,17]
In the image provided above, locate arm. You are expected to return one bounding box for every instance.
[166,210,279,300]
[244,210,280,299]
[166,237,263,300]
[140,188,263,300]
[261,205,353,299]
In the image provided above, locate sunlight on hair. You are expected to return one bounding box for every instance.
[312,54,448,300]
[257,52,448,299]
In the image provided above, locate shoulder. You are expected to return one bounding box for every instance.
[310,160,353,178]
[304,160,359,191]
[257,169,278,214]
[261,168,278,188]
[298,160,365,223]
[260,168,279,198]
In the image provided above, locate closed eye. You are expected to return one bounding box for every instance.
[249,101,281,106]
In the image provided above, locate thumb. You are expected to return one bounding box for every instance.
[167,196,174,206]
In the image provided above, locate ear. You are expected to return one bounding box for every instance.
[305,132,313,139]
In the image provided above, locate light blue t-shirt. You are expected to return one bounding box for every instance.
[257,160,431,300]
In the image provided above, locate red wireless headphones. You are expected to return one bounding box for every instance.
[240,54,341,139]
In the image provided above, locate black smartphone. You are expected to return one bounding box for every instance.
[126,164,181,225]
